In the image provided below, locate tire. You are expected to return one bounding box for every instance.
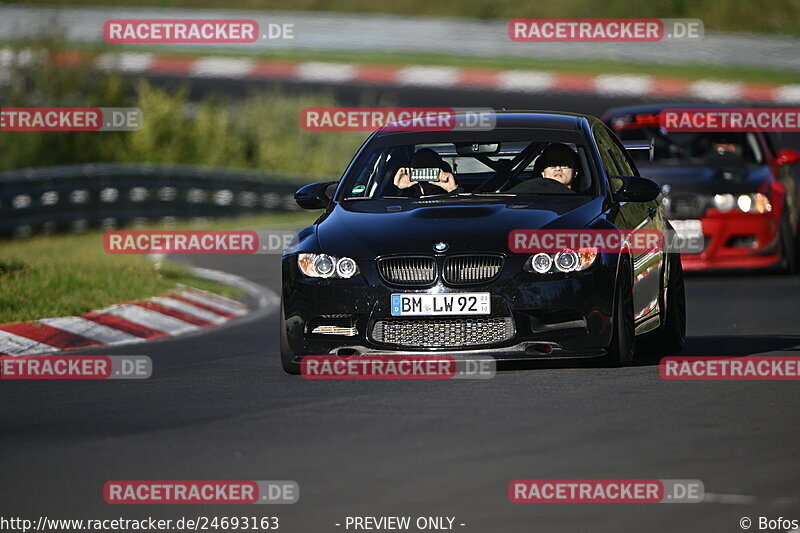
[779,214,797,274]
[605,257,635,367]
[279,301,300,375]
[642,253,686,355]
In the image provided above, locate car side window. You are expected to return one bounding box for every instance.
[608,133,640,177]
[592,125,624,193]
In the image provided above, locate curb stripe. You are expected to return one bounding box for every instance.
[39,316,141,345]
[149,296,227,324]
[497,70,554,92]
[690,80,743,101]
[167,294,237,318]
[0,279,252,356]
[0,323,99,350]
[356,64,403,83]
[133,302,214,327]
[249,59,299,78]
[179,288,248,315]
[192,57,254,78]
[149,55,196,74]
[82,312,168,339]
[296,61,357,82]
[96,52,154,73]
[457,68,501,88]
[648,77,693,97]
[553,72,597,92]
[103,304,199,335]
[0,47,792,103]
[396,65,459,87]
[594,74,653,97]
[0,330,60,356]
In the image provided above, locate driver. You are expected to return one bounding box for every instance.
[393,148,460,196]
[507,143,579,194]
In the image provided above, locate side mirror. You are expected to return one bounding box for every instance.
[295,181,337,209]
[613,176,661,202]
[776,148,800,166]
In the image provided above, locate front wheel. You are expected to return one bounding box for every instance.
[642,253,686,355]
[605,258,635,367]
[279,301,300,375]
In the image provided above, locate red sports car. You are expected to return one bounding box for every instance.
[603,104,800,272]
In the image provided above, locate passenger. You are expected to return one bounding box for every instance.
[393,148,460,196]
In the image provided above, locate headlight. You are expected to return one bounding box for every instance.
[736,193,772,214]
[531,253,553,274]
[713,193,735,212]
[737,194,752,213]
[524,248,598,274]
[298,253,359,278]
[335,257,358,279]
[555,251,578,272]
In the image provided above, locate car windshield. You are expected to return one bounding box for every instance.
[337,130,598,200]
[607,114,764,165]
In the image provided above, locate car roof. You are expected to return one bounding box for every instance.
[374,111,596,137]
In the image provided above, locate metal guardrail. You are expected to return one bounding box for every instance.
[0,163,314,237]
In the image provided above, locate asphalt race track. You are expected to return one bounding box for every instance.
[2,85,800,532]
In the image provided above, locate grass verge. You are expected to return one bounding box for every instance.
[0,41,372,175]
[0,211,318,324]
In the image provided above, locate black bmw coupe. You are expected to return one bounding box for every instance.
[280,111,685,373]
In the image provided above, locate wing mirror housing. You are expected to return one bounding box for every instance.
[612,176,661,202]
[776,148,800,166]
[295,181,337,209]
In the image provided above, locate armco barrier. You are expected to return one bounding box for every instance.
[0,163,316,237]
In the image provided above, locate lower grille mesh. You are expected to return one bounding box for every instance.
[371,317,514,348]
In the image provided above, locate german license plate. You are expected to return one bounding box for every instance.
[671,219,703,241]
[391,293,490,316]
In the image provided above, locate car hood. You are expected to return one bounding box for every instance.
[638,162,771,194]
[315,196,603,258]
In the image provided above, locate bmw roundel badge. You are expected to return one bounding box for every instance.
[433,242,449,253]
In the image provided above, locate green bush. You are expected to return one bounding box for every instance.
[0,44,371,180]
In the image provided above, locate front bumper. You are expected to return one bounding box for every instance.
[281,254,617,361]
[679,211,782,271]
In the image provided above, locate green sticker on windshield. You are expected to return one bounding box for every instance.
[351,185,366,194]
